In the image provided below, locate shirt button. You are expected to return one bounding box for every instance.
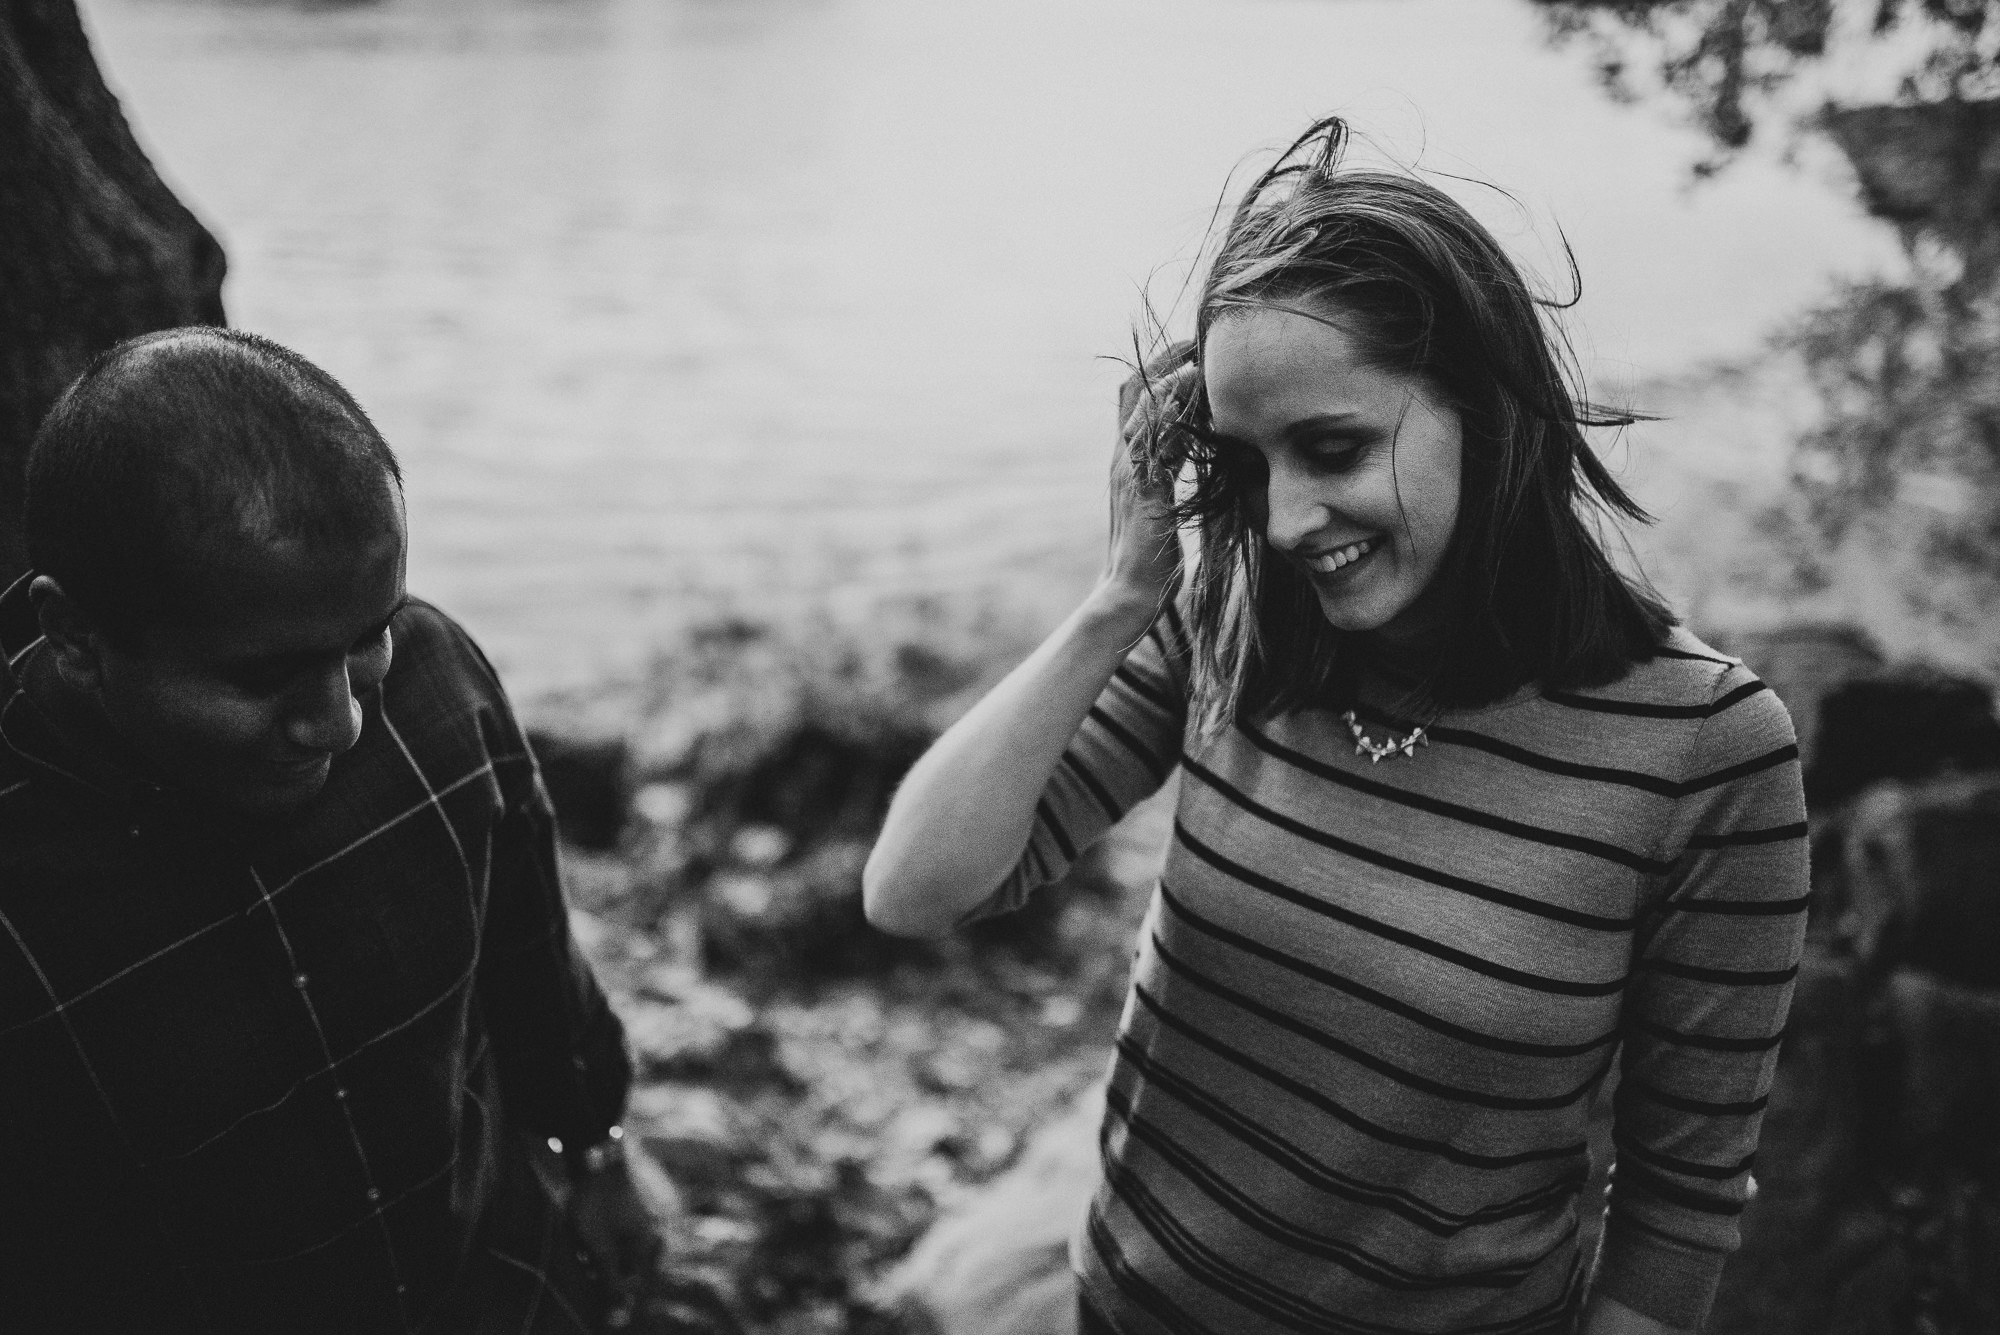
[292,973,310,990]
[365,1187,380,1203]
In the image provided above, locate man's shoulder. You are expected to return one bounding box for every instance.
[368,597,536,774]
[385,597,510,706]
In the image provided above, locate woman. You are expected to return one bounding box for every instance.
[863,119,1807,1335]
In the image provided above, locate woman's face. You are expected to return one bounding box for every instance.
[1202,304,1463,645]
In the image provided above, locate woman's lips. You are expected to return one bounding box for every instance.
[1302,536,1379,576]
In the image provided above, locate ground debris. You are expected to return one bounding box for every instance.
[528,609,1168,1333]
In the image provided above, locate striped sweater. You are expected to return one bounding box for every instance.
[977,608,1808,1334]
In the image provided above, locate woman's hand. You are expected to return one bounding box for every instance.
[1102,353,1197,610]
[862,351,1199,938]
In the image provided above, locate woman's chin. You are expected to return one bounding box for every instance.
[1310,587,1397,636]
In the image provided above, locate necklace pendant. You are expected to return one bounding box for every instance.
[1342,709,1429,764]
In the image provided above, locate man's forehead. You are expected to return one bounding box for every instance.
[150,521,409,658]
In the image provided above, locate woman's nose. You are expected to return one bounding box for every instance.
[285,663,365,755]
[1262,469,1330,552]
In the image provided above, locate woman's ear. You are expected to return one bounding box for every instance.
[29,576,111,692]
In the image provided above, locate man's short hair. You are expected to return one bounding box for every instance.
[25,328,403,644]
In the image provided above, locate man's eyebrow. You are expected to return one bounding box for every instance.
[216,597,412,673]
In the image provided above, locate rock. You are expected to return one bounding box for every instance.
[875,1085,1105,1335]
[1832,771,2000,987]
[1808,666,2000,809]
[700,839,934,982]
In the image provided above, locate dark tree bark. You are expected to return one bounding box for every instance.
[0,0,226,585]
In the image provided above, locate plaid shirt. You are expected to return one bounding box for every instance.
[0,576,631,1334]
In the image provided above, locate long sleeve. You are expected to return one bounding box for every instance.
[466,643,632,1151]
[966,601,1192,922]
[1597,663,1810,1329]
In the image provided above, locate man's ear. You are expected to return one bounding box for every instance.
[29,576,112,692]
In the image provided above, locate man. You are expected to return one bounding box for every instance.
[0,328,654,1332]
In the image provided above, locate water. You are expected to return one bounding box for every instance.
[79,0,1906,693]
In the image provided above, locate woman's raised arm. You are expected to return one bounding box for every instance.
[862,368,1191,938]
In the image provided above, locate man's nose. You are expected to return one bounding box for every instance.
[285,662,365,755]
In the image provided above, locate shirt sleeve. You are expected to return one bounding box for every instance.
[458,634,632,1153]
[1596,662,1810,1329]
[963,598,1191,923]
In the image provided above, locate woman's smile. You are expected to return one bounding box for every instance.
[1299,535,1380,577]
[1202,303,1463,643]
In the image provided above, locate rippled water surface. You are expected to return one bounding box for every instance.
[81,0,1904,691]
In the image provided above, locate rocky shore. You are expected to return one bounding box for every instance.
[526,605,1168,1334]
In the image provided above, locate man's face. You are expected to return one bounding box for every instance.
[92,506,409,817]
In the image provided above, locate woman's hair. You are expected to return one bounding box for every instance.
[1132,116,1674,727]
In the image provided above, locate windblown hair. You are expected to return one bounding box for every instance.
[25,327,403,645]
[1131,117,1674,728]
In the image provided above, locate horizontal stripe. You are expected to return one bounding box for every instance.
[1391,717,1682,797]
[1110,1096,1531,1289]
[1094,1168,1579,1335]
[1612,1133,1754,1182]
[1176,826,1630,998]
[1132,982,1589,1170]
[1233,721,1671,875]
[1546,679,1769,720]
[1628,1079,1769,1118]
[1679,743,1800,796]
[1630,1017,1783,1053]
[1664,891,1810,917]
[1182,757,1636,931]
[1159,882,1621,1059]
[1614,1160,1744,1217]
[1653,647,1735,666]
[1544,692,1708,719]
[1090,704,1173,786]
[1114,662,1179,717]
[1034,795,1077,864]
[1107,1160,1357,1330]
[1711,679,1774,715]
[1112,1041,1586,1237]
[1062,752,1125,826]
[1106,1162,1558,1335]
[1151,930,1606,1112]
[1088,1208,1221,1335]
[1643,957,1799,987]
[1685,822,1809,849]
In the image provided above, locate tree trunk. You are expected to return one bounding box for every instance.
[0,0,226,585]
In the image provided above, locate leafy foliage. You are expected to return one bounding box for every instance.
[1535,0,2000,170]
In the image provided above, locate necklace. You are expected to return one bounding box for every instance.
[1341,709,1432,763]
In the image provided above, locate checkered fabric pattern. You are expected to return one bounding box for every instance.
[0,576,631,1334]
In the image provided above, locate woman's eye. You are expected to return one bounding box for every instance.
[1304,437,1367,469]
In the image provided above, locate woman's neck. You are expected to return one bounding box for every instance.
[1352,629,1445,686]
